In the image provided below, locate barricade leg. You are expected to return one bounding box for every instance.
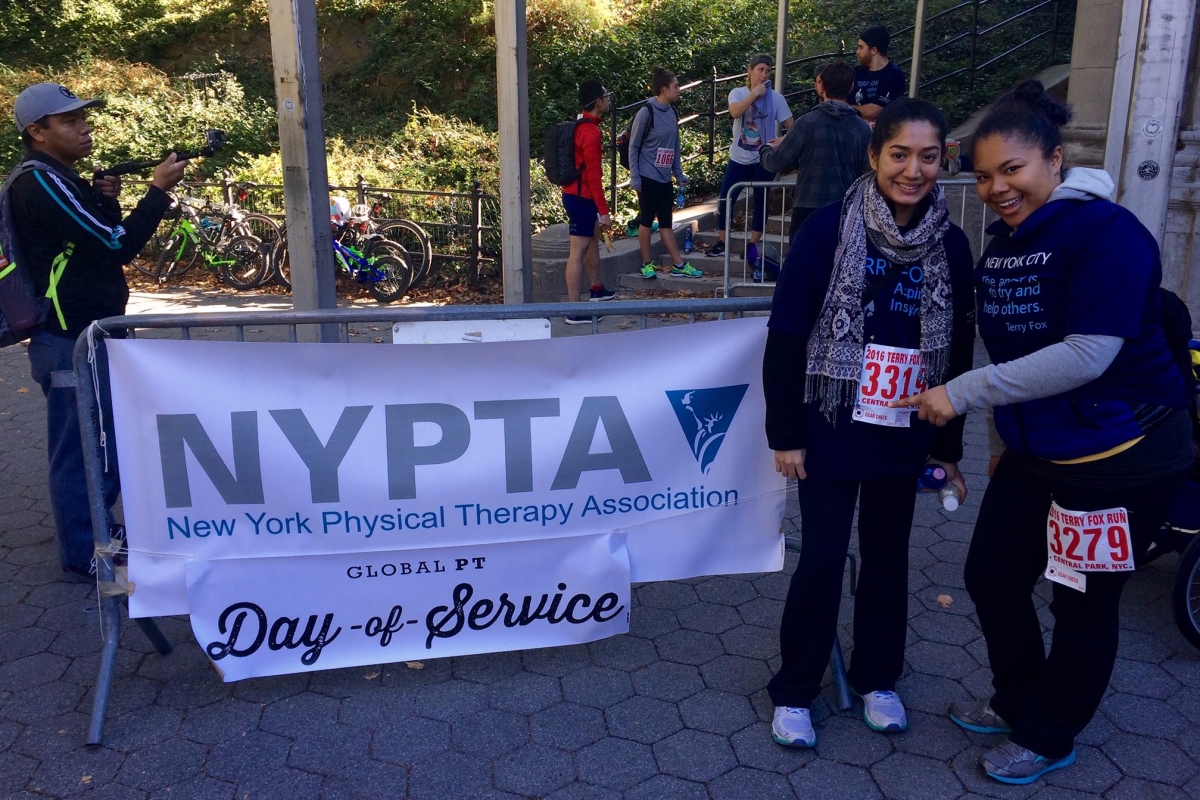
[74,330,172,745]
[830,639,854,711]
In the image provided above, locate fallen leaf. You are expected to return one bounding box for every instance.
[405,661,425,670]
[364,669,382,680]
[937,594,954,609]
[17,387,28,393]
[81,775,92,784]
[374,337,383,343]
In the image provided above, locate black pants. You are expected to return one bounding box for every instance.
[768,472,918,708]
[966,452,1186,759]
[788,206,818,242]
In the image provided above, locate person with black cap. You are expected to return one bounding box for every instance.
[561,78,618,323]
[7,82,186,580]
[707,54,793,269]
[852,26,907,125]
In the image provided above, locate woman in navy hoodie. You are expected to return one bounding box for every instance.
[897,81,1191,785]
[762,98,976,749]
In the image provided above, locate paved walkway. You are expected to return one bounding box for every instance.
[1,291,1198,799]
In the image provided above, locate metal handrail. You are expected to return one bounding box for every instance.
[605,0,1064,216]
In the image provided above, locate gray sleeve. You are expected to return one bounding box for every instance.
[945,334,1124,414]
[628,108,647,184]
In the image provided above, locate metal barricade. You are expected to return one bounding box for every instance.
[72,297,772,743]
[721,177,995,297]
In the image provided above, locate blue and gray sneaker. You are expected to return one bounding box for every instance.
[861,690,907,732]
[671,262,704,278]
[981,741,1076,785]
[949,699,1011,734]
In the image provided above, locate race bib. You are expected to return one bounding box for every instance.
[852,344,925,428]
[1044,501,1134,592]
[655,148,675,168]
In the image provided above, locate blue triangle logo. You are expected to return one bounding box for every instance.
[665,385,749,474]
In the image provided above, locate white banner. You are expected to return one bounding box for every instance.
[187,533,630,681]
[108,317,785,619]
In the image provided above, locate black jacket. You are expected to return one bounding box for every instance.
[759,102,871,211]
[9,151,171,337]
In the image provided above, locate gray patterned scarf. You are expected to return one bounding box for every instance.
[804,172,953,419]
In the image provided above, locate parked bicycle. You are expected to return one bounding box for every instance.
[271,197,413,303]
[146,187,281,289]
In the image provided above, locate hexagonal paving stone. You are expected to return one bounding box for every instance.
[635,582,698,610]
[26,745,125,797]
[675,602,743,635]
[317,759,408,799]
[451,708,529,756]
[730,722,815,774]
[1102,692,1187,738]
[1102,732,1198,785]
[624,774,707,800]
[204,730,291,783]
[628,606,680,639]
[653,728,736,782]
[904,641,979,680]
[891,711,970,760]
[788,758,882,799]
[148,775,237,800]
[258,691,341,736]
[287,724,372,777]
[604,695,683,744]
[1109,659,1182,700]
[575,737,657,790]
[413,679,489,721]
[1041,744,1122,794]
[655,629,724,666]
[708,765,795,799]
[0,751,36,795]
[489,672,561,714]
[720,623,778,660]
[337,687,415,730]
[908,611,980,647]
[522,644,593,677]
[561,666,633,709]
[531,702,607,751]
[811,715,892,766]
[452,651,524,684]
[104,704,184,753]
[493,743,575,796]
[699,654,771,695]
[0,651,69,692]
[737,597,784,628]
[234,766,322,800]
[407,751,492,800]
[370,716,451,766]
[630,661,704,703]
[11,712,90,760]
[588,635,658,672]
[695,576,759,607]
[678,689,757,736]
[117,737,209,792]
[1,679,85,724]
[871,751,963,800]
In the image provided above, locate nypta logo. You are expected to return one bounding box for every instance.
[666,385,748,474]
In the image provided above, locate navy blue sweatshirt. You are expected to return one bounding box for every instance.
[763,199,976,479]
[976,197,1187,460]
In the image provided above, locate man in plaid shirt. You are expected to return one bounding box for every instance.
[760,61,871,242]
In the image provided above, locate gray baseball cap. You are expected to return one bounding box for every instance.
[14,83,104,131]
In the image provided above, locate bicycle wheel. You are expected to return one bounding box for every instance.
[272,241,291,291]
[378,220,432,289]
[235,213,282,248]
[155,231,200,282]
[218,235,270,290]
[367,241,413,303]
[1174,533,1200,652]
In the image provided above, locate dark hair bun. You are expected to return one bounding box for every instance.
[651,66,666,78]
[1009,79,1073,127]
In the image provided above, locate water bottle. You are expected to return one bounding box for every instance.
[676,185,685,210]
[939,483,962,512]
[683,228,693,254]
[917,464,948,493]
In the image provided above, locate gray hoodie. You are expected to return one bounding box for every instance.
[628,98,685,189]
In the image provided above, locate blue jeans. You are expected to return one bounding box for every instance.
[716,160,774,234]
[28,330,119,573]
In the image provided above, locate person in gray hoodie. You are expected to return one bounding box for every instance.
[760,61,872,241]
[628,67,701,278]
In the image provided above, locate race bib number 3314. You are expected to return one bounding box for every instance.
[853,344,926,428]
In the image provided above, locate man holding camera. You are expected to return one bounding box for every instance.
[9,83,186,580]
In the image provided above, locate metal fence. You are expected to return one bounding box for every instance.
[719,178,993,296]
[131,174,500,280]
[72,296,773,744]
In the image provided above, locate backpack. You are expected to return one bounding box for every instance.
[542,121,582,187]
[0,161,51,348]
[617,104,678,170]
[1159,287,1196,402]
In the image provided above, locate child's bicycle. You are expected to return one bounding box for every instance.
[356,196,433,290]
[271,199,413,303]
[149,191,280,288]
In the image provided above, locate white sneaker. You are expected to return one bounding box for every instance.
[772,706,817,748]
[861,690,908,732]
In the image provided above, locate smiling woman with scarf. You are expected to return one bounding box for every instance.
[762,98,976,750]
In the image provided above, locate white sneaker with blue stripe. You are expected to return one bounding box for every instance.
[771,706,817,748]
[861,690,908,732]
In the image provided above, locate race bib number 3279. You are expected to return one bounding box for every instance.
[1046,501,1134,573]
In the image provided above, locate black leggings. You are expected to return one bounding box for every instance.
[768,471,919,708]
[966,451,1186,758]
